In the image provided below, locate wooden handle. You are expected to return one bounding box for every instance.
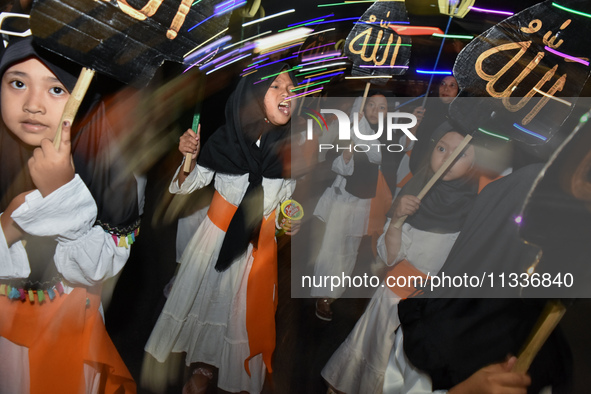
[183,153,193,172]
[53,68,95,148]
[512,300,567,373]
[359,82,371,114]
[393,134,472,229]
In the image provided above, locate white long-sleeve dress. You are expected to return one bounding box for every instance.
[321,218,458,393]
[311,114,382,299]
[145,162,295,394]
[0,175,133,394]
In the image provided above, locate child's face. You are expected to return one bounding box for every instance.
[1,58,70,147]
[430,131,475,181]
[364,94,387,125]
[263,72,295,126]
[438,76,458,104]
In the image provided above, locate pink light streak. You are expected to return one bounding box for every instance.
[545,46,590,66]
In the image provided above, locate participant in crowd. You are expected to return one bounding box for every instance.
[0,37,138,393]
[321,122,480,393]
[311,93,393,321]
[408,75,459,175]
[396,162,572,393]
[144,63,297,394]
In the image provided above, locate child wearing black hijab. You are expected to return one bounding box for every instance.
[145,63,296,394]
[0,37,138,393]
[322,122,479,394]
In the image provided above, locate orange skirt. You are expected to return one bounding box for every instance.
[0,286,136,394]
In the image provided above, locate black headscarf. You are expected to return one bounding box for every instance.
[198,62,293,271]
[0,37,139,231]
[389,121,478,233]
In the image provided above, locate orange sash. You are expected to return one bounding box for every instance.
[368,170,393,238]
[386,259,428,299]
[207,191,278,376]
[0,287,135,394]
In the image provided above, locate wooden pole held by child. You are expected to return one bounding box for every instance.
[358,81,371,114]
[512,300,567,373]
[53,67,95,149]
[393,134,472,229]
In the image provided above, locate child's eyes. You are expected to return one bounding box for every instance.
[9,80,25,89]
[437,145,445,152]
[50,86,66,96]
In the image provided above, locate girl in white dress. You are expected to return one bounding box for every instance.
[145,63,297,394]
[322,122,479,394]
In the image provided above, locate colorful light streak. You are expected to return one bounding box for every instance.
[285,87,325,101]
[364,43,412,46]
[359,65,408,69]
[307,17,362,26]
[261,66,304,80]
[288,14,334,28]
[512,123,547,141]
[345,76,392,79]
[242,9,295,27]
[544,46,590,66]
[254,28,312,53]
[299,56,347,68]
[551,2,591,18]
[302,71,344,83]
[206,53,251,75]
[214,0,246,16]
[224,31,272,51]
[297,68,328,77]
[416,69,452,75]
[432,33,474,39]
[298,62,348,72]
[359,21,410,25]
[294,43,335,55]
[301,51,341,62]
[477,128,510,141]
[301,67,347,79]
[303,28,336,38]
[256,54,301,69]
[292,79,332,91]
[184,33,231,59]
[469,6,514,16]
[188,14,215,32]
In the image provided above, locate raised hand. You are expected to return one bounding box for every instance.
[179,125,201,162]
[28,120,75,197]
[393,195,421,220]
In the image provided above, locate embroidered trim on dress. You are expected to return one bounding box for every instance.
[0,276,65,303]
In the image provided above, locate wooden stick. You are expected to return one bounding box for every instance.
[512,300,567,373]
[359,81,371,114]
[393,134,472,229]
[53,67,95,148]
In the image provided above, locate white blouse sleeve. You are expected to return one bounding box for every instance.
[0,215,30,278]
[376,220,412,267]
[11,175,131,287]
[170,162,215,194]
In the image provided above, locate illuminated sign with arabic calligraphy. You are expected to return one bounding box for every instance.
[30,0,232,86]
[450,0,591,150]
[344,0,411,84]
